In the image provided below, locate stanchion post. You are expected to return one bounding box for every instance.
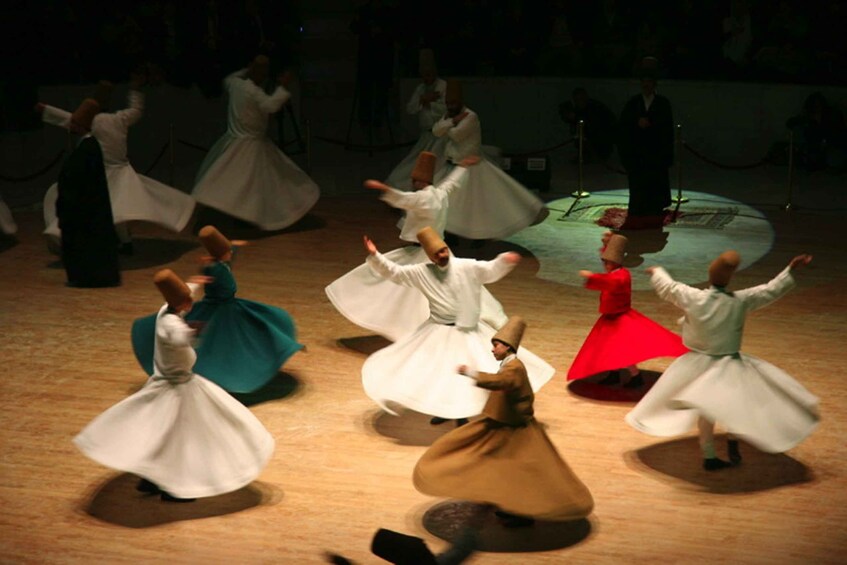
[785,130,795,211]
[672,123,688,205]
[563,120,590,217]
[168,123,175,186]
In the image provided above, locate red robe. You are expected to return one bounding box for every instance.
[567,267,687,380]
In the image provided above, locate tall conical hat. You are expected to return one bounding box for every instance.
[198,225,231,259]
[411,151,436,184]
[153,269,192,309]
[416,226,447,260]
[419,48,437,75]
[492,316,526,351]
[708,250,740,287]
[601,234,628,264]
[251,54,270,70]
[70,98,100,131]
[93,80,114,108]
[445,79,463,105]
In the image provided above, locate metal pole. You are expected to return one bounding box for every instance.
[168,123,175,186]
[563,120,590,217]
[785,130,795,211]
[672,123,688,205]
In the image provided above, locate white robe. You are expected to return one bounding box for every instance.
[74,299,274,499]
[192,69,319,230]
[625,267,819,453]
[385,79,449,190]
[431,106,546,239]
[325,167,508,341]
[361,251,554,419]
[0,196,17,235]
[42,90,196,238]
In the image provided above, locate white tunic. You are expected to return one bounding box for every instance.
[0,196,17,235]
[383,166,467,242]
[74,300,274,499]
[361,252,554,418]
[42,90,196,237]
[431,106,546,239]
[192,69,319,230]
[384,79,449,190]
[625,267,820,453]
[324,166,507,341]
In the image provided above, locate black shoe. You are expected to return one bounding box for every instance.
[703,457,732,471]
[598,371,620,386]
[495,510,535,528]
[160,492,196,503]
[430,416,448,425]
[136,478,161,494]
[118,242,135,256]
[455,418,469,427]
[623,374,644,388]
[728,440,742,465]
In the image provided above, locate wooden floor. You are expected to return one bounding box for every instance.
[1,193,846,565]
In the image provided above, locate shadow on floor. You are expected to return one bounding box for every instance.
[82,474,281,528]
[624,435,815,494]
[419,500,592,553]
[232,371,302,406]
[336,335,392,356]
[368,408,463,447]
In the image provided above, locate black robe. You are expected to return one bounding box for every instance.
[617,94,674,217]
[56,136,120,287]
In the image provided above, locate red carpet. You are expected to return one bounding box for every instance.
[595,208,680,229]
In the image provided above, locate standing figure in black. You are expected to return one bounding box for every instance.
[617,57,674,229]
[54,99,120,287]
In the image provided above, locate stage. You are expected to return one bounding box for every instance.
[1,165,846,563]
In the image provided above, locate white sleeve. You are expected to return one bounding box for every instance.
[650,267,696,309]
[433,166,468,198]
[380,187,427,211]
[224,68,248,91]
[42,105,71,129]
[114,89,143,127]
[366,251,420,286]
[447,112,479,145]
[406,84,425,115]
[159,311,196,347]
[735,267,796,312]
[473,253,517,285]
[432,115,453,137]
[254,84,290,114]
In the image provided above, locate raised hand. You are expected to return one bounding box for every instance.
[363,235,378,255]
[788,254,813,270]
[503,252,522,265]
[363,179,390,192]
[459,155,481,167]
[578,270,593,278]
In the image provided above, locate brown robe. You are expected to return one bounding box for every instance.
[413,356,594,521]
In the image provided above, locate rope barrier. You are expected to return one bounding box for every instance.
[141,141,171,175]
[682,141,770,170]
[0,149,66,182]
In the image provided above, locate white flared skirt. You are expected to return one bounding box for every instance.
[435,159,546,240]
[625,351,819,453]
[43,163,195,237]
[74,374,274,498]
[363,321,555,419]
[192,135,319,231]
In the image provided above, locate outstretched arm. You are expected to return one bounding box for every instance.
[364,236,419,286]
[648,266,696,309]
[474,252,521,284]
[735,255,811,311]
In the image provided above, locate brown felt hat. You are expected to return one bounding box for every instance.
[198,225,231,259]
[709,250,741,287]
[493,316,526,351]
[417,226,447,260]
[445,79,463,105]
[154,269,192,309]
[70,98,100,131]
[601,234,628,265]
[411,151,436,184]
